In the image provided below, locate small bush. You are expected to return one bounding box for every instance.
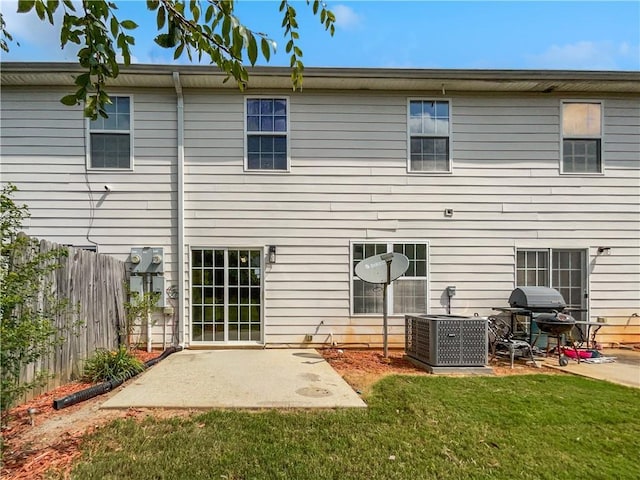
[83,345,144,383]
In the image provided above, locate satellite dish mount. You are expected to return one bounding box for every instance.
[355,252,409,358]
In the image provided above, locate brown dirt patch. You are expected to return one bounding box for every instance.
[1,348,562,479]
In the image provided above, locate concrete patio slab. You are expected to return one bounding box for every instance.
[100,349,367,409]
[542,348,640,388]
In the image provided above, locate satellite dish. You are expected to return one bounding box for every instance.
[355,253,409,284]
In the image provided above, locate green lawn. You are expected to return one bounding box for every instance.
[71,375,640,480]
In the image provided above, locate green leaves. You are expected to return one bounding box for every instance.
[10,0,336,116]
[120,19,138,30]
[1,185,69,411]
[16,0,36,13]
[60,94,79,106]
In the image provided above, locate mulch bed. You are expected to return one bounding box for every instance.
[320,348,427,376]
[1,348,161,480]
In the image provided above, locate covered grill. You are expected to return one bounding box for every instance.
[494,286,578,366]
[508,286,567,312]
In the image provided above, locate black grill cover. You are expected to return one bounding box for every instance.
[508,287,567,311]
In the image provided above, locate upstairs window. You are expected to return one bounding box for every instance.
[245,98,289,171]
[88,96,132,169]
[562,101,602,174]
[408,99,451,173]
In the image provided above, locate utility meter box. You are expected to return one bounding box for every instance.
[130,247,164,273]
[129,276,144,298]
[152,276,166,308]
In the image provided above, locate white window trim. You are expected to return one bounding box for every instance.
[406,97,453,175]
[243,95,291,173]
[85,94,135,171]
[559,99,604,176]
[349,239,430,317]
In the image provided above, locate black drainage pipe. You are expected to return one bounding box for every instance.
[53,346,182,410]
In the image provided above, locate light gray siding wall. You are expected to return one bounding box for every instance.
[183,91,640,347]
[1,87,178,346]
[3,85,638,348]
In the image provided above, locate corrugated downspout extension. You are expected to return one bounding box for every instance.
[52,346,182,410]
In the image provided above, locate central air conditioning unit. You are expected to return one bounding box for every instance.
[405,315,488,367]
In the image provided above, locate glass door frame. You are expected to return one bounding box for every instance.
[515,247,589,319]
[189,246,264,346]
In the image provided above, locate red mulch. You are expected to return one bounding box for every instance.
[320,348,426,375]
[1,348,161,480]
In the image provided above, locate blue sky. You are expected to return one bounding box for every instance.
[1,0,639,70]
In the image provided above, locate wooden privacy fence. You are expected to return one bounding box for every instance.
[18,238,128,400]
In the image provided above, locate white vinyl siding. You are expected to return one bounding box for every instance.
[561,101,602,174]
[1,79,638,348]
[181,92,639,347]
[0,87,176,346]
[87,95,134,170]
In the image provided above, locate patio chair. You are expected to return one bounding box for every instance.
[488,316,538,369]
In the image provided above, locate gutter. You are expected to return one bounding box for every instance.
[173,72,186,348]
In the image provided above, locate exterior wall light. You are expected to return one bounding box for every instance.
[597,247,611,256]
[268,245,277,264]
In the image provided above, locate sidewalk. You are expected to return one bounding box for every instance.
[542,348,640,388]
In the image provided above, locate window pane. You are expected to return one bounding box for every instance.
[273,136,286,153]
[90,133,130,169]
[247,99,260,115]
[192,250,202,267]
[274,116,287,132]
[102,112,118,130]
[116,96,130,113]
[410,138,449,172]
[260,99,273,115]
[261,116,274,131]
[355,280,383,314]
[260,136,274,152]
[393,279,426,314]
[563,139,601,173]
[435,101,449,117]
[409,101,422,117]
[274,99,286,115]
[274,154,287,170]
[249,152,264,169]
[90,116,104,130]
[563,103,601,136]
[423,101,436,118]
[116,113,130,131]
[103,100,117,115]
[247,116,260,131]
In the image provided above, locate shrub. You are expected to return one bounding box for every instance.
[82,345,145,383]
[1,184,69,414]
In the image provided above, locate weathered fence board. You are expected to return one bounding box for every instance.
[17,238,127,400]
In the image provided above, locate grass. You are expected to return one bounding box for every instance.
[71,375,640,480]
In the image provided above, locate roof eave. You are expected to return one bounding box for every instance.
[1,62,639,94]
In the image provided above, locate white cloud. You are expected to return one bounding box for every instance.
[1,0,81,61]
[332,4,362,31]
[527,41,640,70]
